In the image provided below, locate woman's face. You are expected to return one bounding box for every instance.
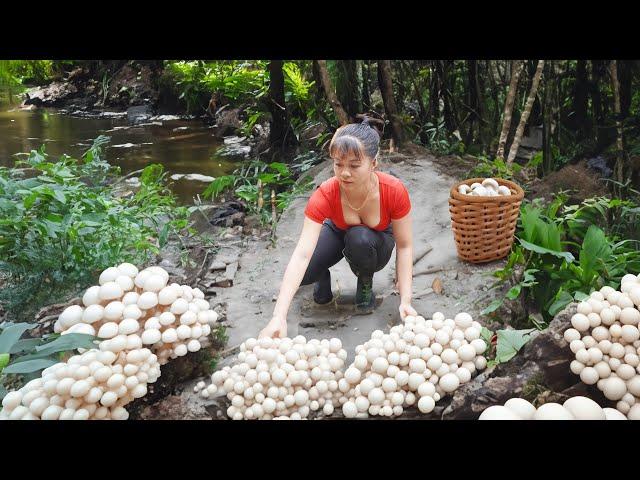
[332,153,375,189]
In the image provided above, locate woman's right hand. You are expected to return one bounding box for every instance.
[258,316,287,339]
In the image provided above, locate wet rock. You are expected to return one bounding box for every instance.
[127,105,153,125]
[298,122,328,147]
[24,82,79,107]
[209,260,227,271]
[209,201,246,227]
[217,136,252,158]
[205,261,238,288]
[225,261,238,284]
[112,143,138,148]
[214,106,243,136]
[150,114,182,121]
[124,177,141,187]
[170,173,216,182]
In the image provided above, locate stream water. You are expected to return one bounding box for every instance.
[0,106,239,204]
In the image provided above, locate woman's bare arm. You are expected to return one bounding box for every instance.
[259,217,323,338]
[391,213,416,319]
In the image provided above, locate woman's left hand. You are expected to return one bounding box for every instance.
[399,302,417,320]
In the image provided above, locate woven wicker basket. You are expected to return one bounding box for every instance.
[448,178,524,264]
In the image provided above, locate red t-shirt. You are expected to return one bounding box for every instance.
[304,171,411,231]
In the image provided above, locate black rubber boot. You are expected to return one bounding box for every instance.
[313,269,333,304]
[355,275,376,313]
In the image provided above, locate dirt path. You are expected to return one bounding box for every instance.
[209,150,505,367]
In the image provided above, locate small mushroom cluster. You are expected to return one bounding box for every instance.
[457,178,512,197]
[338,312,488,418]
[563,275,640,420]
[0,347,160,420]
[203,335,349,420]
[55,263,218,365]
[479,396,627,420]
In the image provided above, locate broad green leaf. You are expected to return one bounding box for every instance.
[52,189,66,204]
[480,327,493,345]
[269,162,290,176]
[548,291,574,316]
[518,237,575,263]
[495,329,534,363]
[0,353,9,370]
[519,204,541,243]
[8,338,42,354]
[481,299,503,315]
[0,323,36,353]
[579,225,611,279]
[34,333,97,356]
[257,173,278,185]
[506,285,522,300]
[573,291,589,301]
[3,358,59,374]
[159,223,170,248]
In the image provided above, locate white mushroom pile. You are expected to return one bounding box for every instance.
[54,263,218,365]
[457,178,512,197]
[563,275,640,420]
[337,312,487,418]
[1,263,221,421]
[202,335,349,420]
[479,396,627,420]
[0,347,160,420]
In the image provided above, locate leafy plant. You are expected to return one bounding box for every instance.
[202,158,315,226]
[491,328,535,366]
[0,137,193,321]
[415,118,458,154]
[482,194,640,328]
[470,156,521,181]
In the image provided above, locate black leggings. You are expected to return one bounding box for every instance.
[300,220,396,285]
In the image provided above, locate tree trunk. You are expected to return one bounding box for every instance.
[402,60,428,143]
[466,60,483,145]
[496,60,524,160]
[361,60,371,111]
[439,61,456,132]
[610,60,627,190]
[591,60,604,146]
[542,66,553,176]
[507,60,545,164]
[428,60,441,124]
[267,60,297,152]
[378,60,404,150]
[573,60,589,137]
[618,60,632,119]
[314,60,350,126]
[336,60,360,119]
[486,61,502,152]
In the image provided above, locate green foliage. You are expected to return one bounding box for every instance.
[0,60,53,87]
[0,321,98,399]
[202,158,315,226]
[483,194,640,327]
[493,328,535,365]
[164,60,313,119]
[0,137,192,321]
[414,118,465,155]
[470,156,522,181]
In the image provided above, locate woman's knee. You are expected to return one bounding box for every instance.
[344,227,379,272]
[344,226,378,252]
